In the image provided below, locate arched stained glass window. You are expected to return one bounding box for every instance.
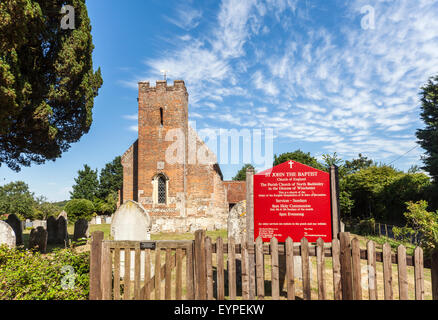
[158,176,166,204]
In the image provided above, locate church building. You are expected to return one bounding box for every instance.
[120,80,245,233]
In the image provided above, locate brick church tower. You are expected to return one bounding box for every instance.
[121,80,231,233]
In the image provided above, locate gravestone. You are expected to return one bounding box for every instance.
[95,216,102,225]
[56,216,69,246]
[227,200,247,243]
[58,211,68,223]
[111,201,152,241]
[111,201,152,280]
[47,216,57,244]
[47,216,69,246]
[105,216,112,224]
[25,219,33,229]
[0,221,16,248]
[6,214,23,246]
[73,219,89,242]
[29,227,48,253]
[33,220,47,229]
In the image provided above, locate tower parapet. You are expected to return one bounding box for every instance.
[138,80,187,94]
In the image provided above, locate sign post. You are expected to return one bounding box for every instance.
[329,165,341,239]
[246,168,255,300]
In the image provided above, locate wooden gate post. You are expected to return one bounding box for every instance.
[339,232,353,300]
[330,165,341,238]
[89,231,104,300]
[246,168,256,300]
[432,249,438,300]
[194,230,207,300]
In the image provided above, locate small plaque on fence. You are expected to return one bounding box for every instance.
[140,242,156,250]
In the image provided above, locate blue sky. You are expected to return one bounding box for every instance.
[1,0,438,202]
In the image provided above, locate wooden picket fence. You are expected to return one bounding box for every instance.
[89,230,438,300]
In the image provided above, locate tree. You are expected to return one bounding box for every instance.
[70,165,99,201]
[344,153,374,174]
[0,181,35,219]
[0,0,103,171]
[417,74,438,184]
[273,150,325,171]
[342,165,430,224]
[380,172,431,224]
[93,190,118,215]
[33,196,60,220]
[322,152,343,168]
[64,198,94,222]
[408,165,421,174]
[343,165,403,221]
[398,201,438,256]
[98,156,123,199]
[232,164,255,181]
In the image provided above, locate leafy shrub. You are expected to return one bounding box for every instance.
[64,199,95,222]
[352,218,376,235]
[0,245,89,300]
[393,226,416,242]
[402,201,438,256]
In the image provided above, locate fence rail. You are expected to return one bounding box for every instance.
[90,230,438,300]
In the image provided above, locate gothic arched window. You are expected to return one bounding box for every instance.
[158,175,166,204]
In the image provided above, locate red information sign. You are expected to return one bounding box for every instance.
[254,160,332,243]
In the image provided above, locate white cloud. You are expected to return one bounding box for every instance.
[123,114,138,121]
[124,0,438,169]
[129,125,138,133]
[164,5,202,30]
[252,70,279,96]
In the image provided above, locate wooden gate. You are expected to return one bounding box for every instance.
[89,231,195,300]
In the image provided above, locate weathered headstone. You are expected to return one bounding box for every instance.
[47,216,69,246]
[33,220,47,229]
[58,211,68,223]
[47,216,57,244]
[111,201,152,280]
[56,216,69,246]
[0,221,16,248]
[73,219,89,242]
[95,216,102,225]
[6,214,23,246]
[111,201,152,241]
[29,227,48,253]
[227,200,247,243]
[105,216,112,224]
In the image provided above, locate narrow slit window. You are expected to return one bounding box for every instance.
[160,108,164,126]
[158,176,166,204]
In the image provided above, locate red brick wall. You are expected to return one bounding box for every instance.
[136,80,188,215]
[121,140,138,203]
[121,80,228,220]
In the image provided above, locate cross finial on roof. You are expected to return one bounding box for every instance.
[160,70,168,81]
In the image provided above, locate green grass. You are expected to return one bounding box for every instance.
[88,224,111,239]
[151,229,227,241]
[352,233,417,256]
